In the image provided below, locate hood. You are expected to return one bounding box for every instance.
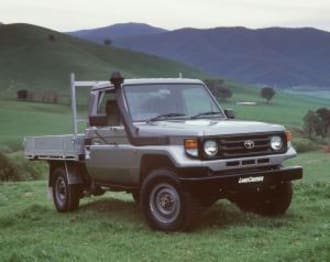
[136,119,285,137]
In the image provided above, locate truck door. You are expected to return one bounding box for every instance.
[85,89,139,186]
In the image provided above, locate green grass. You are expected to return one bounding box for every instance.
[0,151,329,261]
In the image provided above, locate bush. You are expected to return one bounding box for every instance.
[7,152,46,181]
[0,152,46,181]
[292,138,318,153]
[0,152,19,181]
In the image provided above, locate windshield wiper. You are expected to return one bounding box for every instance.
[190,111,223,119]
[147,113,187,122]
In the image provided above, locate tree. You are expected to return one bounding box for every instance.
[303,108,330,139]
[104,38,112,46]
[204,79,225,89]
[316,107,330,137]
[204,79,232,101]
[208,85,232,101]
[303,110,322,138]
[48,34,56,42]
[260,87,276,103]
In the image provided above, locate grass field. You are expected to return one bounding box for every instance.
[0,151,329,262]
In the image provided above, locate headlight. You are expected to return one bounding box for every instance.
[270,136,283,151]
[203,140,218,157]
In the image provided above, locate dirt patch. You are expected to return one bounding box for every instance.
[237,101,257,106]
[320,145,330,153]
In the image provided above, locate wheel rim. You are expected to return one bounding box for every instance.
[149,183,181,224]
[55,176,67,206]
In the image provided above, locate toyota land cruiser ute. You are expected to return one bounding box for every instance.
[24,73,303,231]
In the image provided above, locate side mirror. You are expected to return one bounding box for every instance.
[89,115,107,126]
[224,109,235,119]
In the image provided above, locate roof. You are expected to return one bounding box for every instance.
[91,78,203,90]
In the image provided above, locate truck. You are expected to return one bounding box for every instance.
[24,72,303,231]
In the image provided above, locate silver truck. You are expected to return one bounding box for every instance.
[24,72,303,231]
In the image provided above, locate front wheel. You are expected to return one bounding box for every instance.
[52,167,82,212]
[141,169,199,231]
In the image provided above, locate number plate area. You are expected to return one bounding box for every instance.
[238,176,264,184]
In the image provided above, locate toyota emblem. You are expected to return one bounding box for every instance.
[244,140,255,149]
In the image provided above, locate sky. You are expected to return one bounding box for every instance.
[2,0,330,32]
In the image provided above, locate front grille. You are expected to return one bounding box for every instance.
[202,132,287,159]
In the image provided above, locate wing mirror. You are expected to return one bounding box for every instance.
[224,109,235,119]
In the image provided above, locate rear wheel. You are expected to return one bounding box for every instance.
[52,167,82,212]
[234,182,293,216]
[141,169,200,231]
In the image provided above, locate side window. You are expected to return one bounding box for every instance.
[96,90,121,126]
[97,91,115,115]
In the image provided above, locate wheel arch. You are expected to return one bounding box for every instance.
[139,154,176,185]
[48,161,85,187]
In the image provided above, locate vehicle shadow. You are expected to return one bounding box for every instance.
[78,197,143,221]
[194,200,296,231]
[77,197,294,231]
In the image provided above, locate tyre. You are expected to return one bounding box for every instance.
[52,167,82,212]
[141,169,199,231]
[234,182,293,216]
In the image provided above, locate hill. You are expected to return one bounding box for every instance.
[0,23,205,98]
[67,22,167,44]
[70,25,330,88]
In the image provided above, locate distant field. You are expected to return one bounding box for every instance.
[283,89,330,100]
[0,100,72,150]
[0,151,329,262]
[223,85,329,128]
[0,85,327,150]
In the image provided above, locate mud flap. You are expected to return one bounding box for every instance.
[64,161,83,185]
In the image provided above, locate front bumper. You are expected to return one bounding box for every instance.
[178,166,303,192]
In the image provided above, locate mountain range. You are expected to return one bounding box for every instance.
[68,23,330,89]
[68,23,167,44]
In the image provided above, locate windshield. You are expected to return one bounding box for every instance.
[123,83,224,122]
